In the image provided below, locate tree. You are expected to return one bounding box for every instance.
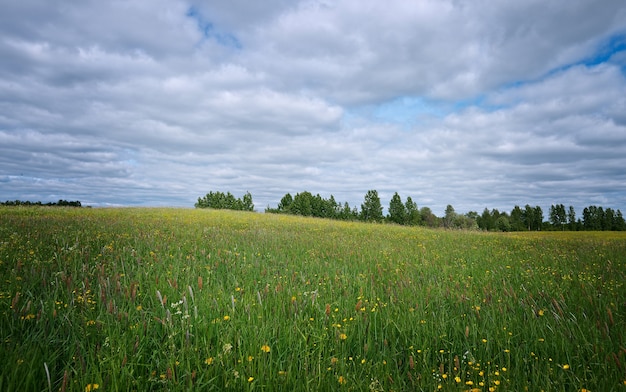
[567,206,576,230]
[420,206,438,227]
[510,206,525,231]
[388,192,407,224]
[241,191,254,211]
[443,205,456,228]
[405,197,420,226]
[360,190,383,222]
[477,208,493,230]
[290,192,313,216]
[495,215,511,232]
[277,193,293,212]
[549,204,566,230]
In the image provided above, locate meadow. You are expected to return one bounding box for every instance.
[1,207,625,391]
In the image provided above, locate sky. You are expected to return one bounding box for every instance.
[1,0,626,216]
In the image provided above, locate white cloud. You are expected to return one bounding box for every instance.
[0,0,625,215]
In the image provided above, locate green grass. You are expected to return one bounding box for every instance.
[1,207,625,391]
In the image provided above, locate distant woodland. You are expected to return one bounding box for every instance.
[198,190,626,231]
[1,199,82,207]
[4,192,623,231]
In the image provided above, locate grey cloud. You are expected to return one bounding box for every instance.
[1,0,625,215]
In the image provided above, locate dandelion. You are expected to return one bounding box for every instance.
[538,309,545,316]
[205,357,214,365]
[339,333,347,340]
[562,364,570,370]
[455,376,461,383]
[85,384,99,392]
[338,375,346,385]
[248,376,254,382]
[261,344,271,353]
[223,315,230,321]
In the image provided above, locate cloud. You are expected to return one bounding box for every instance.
[1,0,625,216]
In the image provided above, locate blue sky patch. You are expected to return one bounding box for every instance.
[186,7,242,49]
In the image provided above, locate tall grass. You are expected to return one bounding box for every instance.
[1,207,625,391]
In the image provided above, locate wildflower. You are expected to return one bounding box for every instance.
[223,343,232,354]
[248,377,254,382]
[455,376,461,383]
[538,309,545,316]
[338,375,346,385]
[562,364,570,370]
[85,384,99,392]
[278,370,287,376]
[261,344,271,353]
[339,333,347,340]
[247,355,254,362]
[86,320,96,326]
[223,315,230,321]
[330,357,338,365]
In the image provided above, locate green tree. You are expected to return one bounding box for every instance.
[388,192,407,224]
[549,204,566,230]
[510,206,524,231]
[443,205,456,228]
[567,206,577,230]
[405,197,420,226]
[495,215,511,232]
[277,193,293,212]
[241,191,254,211]
[420,206,438,227]
[360,190,383,222]
[291,192,313,216]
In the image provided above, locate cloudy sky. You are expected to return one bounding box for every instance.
[1,0,626,216]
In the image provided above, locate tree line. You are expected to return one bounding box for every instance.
[1,199,82,207]
[195,191,254,211]
[194,190,626,231]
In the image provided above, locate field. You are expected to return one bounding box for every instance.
[1,207,625,391]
